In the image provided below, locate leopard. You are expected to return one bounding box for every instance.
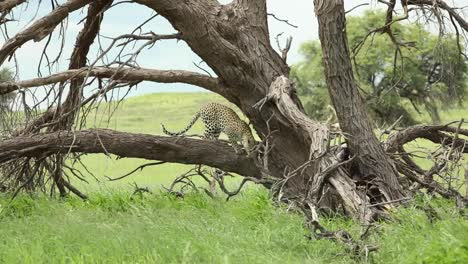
[161,102,256,154]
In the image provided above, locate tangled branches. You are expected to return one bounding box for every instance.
[385,119,468,206]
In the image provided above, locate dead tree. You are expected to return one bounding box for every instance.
[0,0,466,228]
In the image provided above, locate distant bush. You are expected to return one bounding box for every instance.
[0,68,15,111]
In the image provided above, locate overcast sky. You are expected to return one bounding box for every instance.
[0,0,435,97]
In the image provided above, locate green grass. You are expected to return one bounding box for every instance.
[405,99,467,125]
[371,196,468,264]
[1,92,467,263]
[0,190,352,263]
[0,191,466,264]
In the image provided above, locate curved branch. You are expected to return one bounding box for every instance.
[0,0,93,65]
[407,0,468,32]
[0,129,261,177]
[385,123,468,153]
[0,67,223,94]
[0,0,26,23]
[0,0,26,11]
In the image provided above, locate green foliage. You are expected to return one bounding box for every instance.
[292,41,330,121]
[0,68,14,108]
[0,68,13,81]
[291,10,467,125]
[0,68,15,134]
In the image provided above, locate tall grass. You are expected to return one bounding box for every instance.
[0,191,466,263]
[0,190,351,263]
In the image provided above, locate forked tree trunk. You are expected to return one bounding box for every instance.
[132,0,398,220]
[3,0,447,220]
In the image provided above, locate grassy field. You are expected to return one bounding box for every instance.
[0,191,466,263]
[0,92,467,263]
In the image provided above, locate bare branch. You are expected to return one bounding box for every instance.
[385,122,468,153]
[0,0,93,65]
[106,161,166,181]
[345,3,369,14]
[267,13,298,28]
[0,67,223,94]
[0,129,261,177]
[395,161,466,203]
[407,0,468,32]
[115,32,181,47]
[275,34,292,62]
[0,0,26,25]
[0,0,26,11]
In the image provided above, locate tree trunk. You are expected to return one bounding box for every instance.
[2,0,465,220]
[134,0,385,219]
[313,0,404,202]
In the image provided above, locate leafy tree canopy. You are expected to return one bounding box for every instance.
[0,68,14,108]
[292,10,467,125]
[0,68,15,132]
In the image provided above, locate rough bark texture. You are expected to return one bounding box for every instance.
[386,124,468,153]
[262,76,372,220]
[314,0,404,201]
[0,0,25,11]
[0,129,260,177]
[0,0,381,219]
[134,0,375,218]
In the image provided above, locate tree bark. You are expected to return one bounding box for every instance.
[60,0,113,129]
[385,124,468,153]
[132,0,312,185]
[0,129,260,177]
[0,0,26,12]
[0,67,222,95]
[313,0,404,201]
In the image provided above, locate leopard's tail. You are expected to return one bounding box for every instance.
[161,112,201,136]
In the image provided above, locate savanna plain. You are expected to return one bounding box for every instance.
[0,93,467,263]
